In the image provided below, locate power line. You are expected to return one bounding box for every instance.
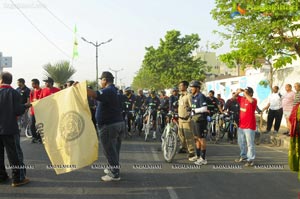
[36,0,74,33]
[9,0,71,59]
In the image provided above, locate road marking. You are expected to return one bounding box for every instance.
[263,146,286,154]
[167,186,179,199]
[151,148,160,161]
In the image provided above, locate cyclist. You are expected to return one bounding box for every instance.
[190,80,208,165]
[206,90,223,139]
[217,94,225,110]
[134,89,146,133]
[158,90,169,129]
[169,87,179,113]
[143,89,160,139]
[224,92,240,143]
[123,87,136,135]
[207,90,223,115]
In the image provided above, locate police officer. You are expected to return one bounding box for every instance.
[178,81,197,161]
[86,71,125,182]
[190,80,208,165]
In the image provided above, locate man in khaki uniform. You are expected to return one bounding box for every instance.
[178,81,197,161]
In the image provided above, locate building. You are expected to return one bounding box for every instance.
[0,52,12,72]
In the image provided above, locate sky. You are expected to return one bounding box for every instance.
[0,0,229,88]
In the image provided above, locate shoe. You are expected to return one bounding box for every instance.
[235,156,247,163]
[31,138,38,143]
[195,157,208,165]
[104,169,111,174]
[101,174,120,182]
[245,161,254,167]
[283,131,289,135]
[263,130,270,134]
[188,156,198,162]
[12,178,30,187]
[178,148,187,154]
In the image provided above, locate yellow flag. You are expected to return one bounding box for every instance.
[33,81,98,174]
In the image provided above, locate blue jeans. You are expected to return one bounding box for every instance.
[99,121,125,177]
[238,128,256,161]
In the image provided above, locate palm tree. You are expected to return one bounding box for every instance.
[43,60,76,87]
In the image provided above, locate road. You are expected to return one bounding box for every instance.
[1,136,299,199]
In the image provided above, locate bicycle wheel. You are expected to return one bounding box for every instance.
[156,115,162,136]
[163,127,177,162]
[25,123,32,138]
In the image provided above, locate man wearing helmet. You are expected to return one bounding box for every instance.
[143,89,160,139]
[189,80,208,165]
[159,90,169,129]
[123,87,136,135]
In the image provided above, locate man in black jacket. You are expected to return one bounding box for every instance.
[0,72,30,187]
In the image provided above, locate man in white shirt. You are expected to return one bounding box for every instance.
[262,86,283,134]
[282,84,295,135]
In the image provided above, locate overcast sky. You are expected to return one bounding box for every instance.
[0,0,229,88]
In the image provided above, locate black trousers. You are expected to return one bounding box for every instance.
[0,135,21,182]
[267,108,283,132]
[30,115,40,140]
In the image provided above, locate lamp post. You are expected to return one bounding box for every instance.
[109,67,123,87]
[81,37,112,89]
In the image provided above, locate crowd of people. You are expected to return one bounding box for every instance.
[1,70,299,186]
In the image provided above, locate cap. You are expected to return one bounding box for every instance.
[189,80,201,88]
[245,86,254,94]
[43,77,54,84]
[124,87,131,92]
[99,71,114,80]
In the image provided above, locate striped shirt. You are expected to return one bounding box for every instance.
[293,91,300,105]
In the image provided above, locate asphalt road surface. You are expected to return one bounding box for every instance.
[1,135,299,199]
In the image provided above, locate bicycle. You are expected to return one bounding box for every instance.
[156,109,163,137]
[18,110,32,138]
[134,108,144,136]
[219,111,238,143]
[206,113,222,144]
[161,112,179,162]
[143,105,154,142]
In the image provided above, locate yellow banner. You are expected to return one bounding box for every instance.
[33,81,98,174]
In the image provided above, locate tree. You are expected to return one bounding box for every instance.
[132,30,209,90]
[211,0,300,87]
[43,60,76,87]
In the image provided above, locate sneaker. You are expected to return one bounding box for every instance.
[283,131,289,135]
[104,169,111,174]
[195,157,208,165]
[244,161,254,167]
[235,156,247,163]
[12,178,30,187]
[188,154,198,162]
[101,174,120,182]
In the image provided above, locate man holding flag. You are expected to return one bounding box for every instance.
[86,71,125,182]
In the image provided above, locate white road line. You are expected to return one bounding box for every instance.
[151,148,160,161]
[167,186,179,199]
[263,146,286,154]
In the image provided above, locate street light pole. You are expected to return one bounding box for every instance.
[109,67,123,87]
[81,37,112,90]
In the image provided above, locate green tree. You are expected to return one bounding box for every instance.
[43,60,76,87]
[211,0,300,87]
[132,30,209,90]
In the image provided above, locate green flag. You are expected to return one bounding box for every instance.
[72,25,79,59]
